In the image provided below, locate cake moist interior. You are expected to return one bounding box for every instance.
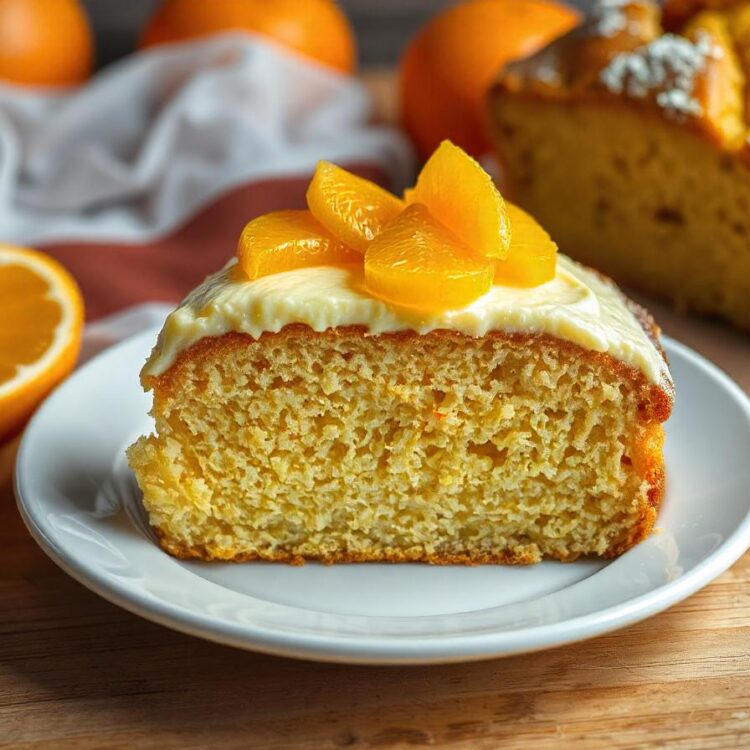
[128,326,667,564]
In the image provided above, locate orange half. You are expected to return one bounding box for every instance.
[0,245,84,441]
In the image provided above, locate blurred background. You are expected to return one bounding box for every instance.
[85,0,590,68]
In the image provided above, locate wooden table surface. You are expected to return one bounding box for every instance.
[2,75,750,749]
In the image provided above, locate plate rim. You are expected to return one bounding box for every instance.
[14,330,750,665]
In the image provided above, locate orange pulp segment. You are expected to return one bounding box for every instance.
[495,204,557,287]
[307,161,405,253]
[364,203,493,311]
[409,140,511,259]
[237,210,359,280]
[0,245,84,441]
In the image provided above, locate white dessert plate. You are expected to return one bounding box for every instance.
[15,328,750,665]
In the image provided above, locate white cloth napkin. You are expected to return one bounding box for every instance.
[0,32,412,246]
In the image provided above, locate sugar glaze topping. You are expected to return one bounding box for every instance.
[591,0,650,38]
[600,31,721,119]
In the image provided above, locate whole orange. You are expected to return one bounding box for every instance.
[0,0,92,87]
[400,0,580,159]
[141,0,356,74]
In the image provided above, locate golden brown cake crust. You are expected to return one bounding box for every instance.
[153,526,547,565]
[152,506,659,565]
[491,0,750,155]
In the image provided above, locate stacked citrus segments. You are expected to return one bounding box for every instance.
[237,141,557,312]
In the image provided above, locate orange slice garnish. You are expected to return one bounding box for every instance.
[307,161,405,253]
[495,204,557,287]
[237,210,359,280]
[364,203,493,311]
[0,245,84,441]
[408,140,511,259]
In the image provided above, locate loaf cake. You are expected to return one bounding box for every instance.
[489,0,750,330]
[128,142,673,565]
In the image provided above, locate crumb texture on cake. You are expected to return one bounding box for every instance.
[128,326,670,565]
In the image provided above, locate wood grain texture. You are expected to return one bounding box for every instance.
[1,72,749,750]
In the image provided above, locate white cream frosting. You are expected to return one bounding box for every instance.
[143,254,669,385]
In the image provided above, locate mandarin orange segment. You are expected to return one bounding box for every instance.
[237,210,359,280]
[307,161,405,253]
[409,140,511,259]
[364,203,493,311]
[494,204,557,287]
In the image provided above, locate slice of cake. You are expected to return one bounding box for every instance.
[128,142,673,565]
[488,0,750,330]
